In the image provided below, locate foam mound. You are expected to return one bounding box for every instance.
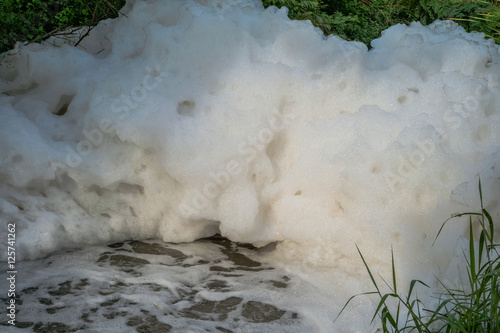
[0,0,499,285]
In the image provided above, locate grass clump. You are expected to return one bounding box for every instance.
[338,178,500,332]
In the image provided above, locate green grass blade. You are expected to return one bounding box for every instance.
[433,212,482,246]
[381,306,399,330]
[478,230,485,270]
[356,244,381,295]
[408,279,430,299]
[392,245,397,294]
[373,293,397,323]
[334,291,379,323]
[483,208,494,243]
[478,177,483,207]
[469,217,477,281]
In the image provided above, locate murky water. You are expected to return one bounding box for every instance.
[1,237,328,332]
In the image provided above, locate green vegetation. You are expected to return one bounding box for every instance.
[0,0,126,53]
[338,179,500,332]
[262,0,500,45]
[1,0,499,53]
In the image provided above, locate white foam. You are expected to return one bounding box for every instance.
[0,0,499,329]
